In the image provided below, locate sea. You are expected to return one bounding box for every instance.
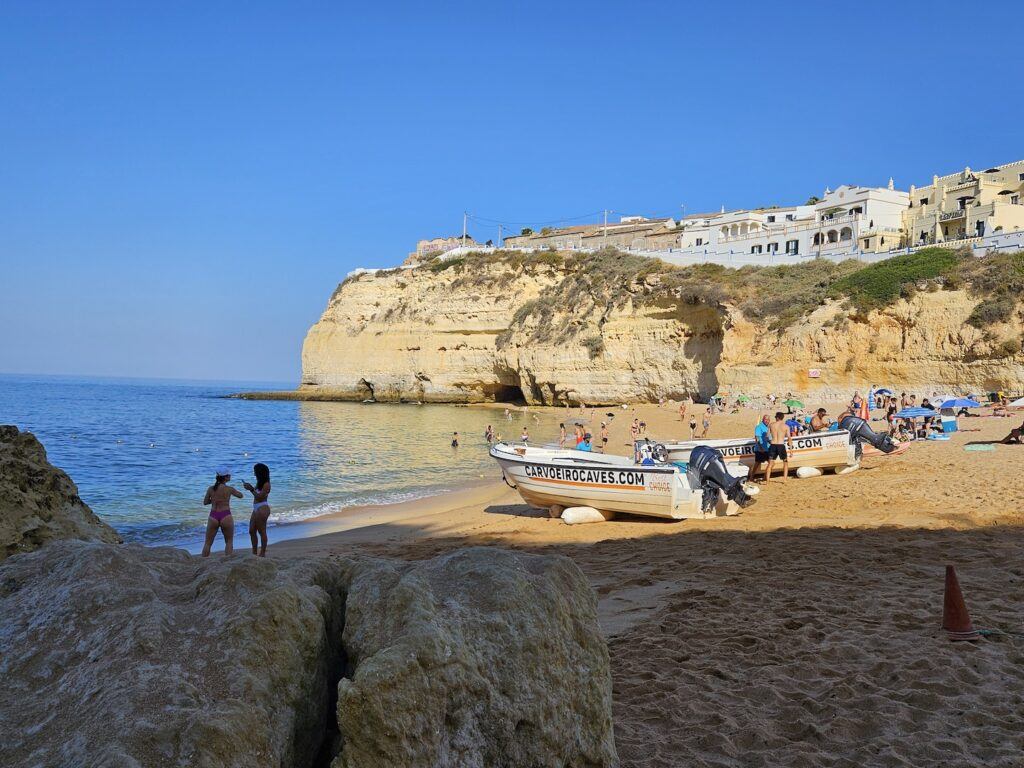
[0,374,567,551]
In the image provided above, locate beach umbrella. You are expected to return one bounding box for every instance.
[895,407,936,419]
[938,398,981,409]
[875,388,893,395]
[784,399,804,408]
[1010,397,1024,408]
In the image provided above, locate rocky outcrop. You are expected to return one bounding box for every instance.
[298,260,1024,404]
[0,425,120,560]
[0,542,616,768]
[334,547,617,768]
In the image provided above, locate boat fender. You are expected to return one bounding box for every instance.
[561,506,615,525]
[742,483,760,497]
[834,464,859,476]
[795,466,823,479]
[839,415,897,457]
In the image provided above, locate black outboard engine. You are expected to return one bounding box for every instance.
[839,415,897,459]
[686,445,755,514]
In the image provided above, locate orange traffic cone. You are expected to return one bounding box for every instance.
[942,565,980,641]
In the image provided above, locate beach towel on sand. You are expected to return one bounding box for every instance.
[964,444,996,452]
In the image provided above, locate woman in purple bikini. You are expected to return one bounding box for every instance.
[202,465,243,557]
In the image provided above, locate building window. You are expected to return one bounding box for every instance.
[767,215,776,223]
[767,242,778,252]
[1019,173,1024,181]
[920,198,928,206]
[920,231,927,242]
[785,239,799,254]
[785,214,794,221]
[695,238,703,246]
[1012,195,1020,205]
[863,239,870,249]
[880,237,886,245]
[751,245,763,254]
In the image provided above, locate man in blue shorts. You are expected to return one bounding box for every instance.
[752,414,771,482]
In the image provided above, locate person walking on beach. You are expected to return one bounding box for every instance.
[559,423,567,448]
[689,413,698,439]
[701,411,711,438]
[766,412,792,483]
[202,466,243,557]
[521,426,529,443]
[679,400,687,422]
[242,463,272,557]
[600,422,609,452]
[752,414,771,482]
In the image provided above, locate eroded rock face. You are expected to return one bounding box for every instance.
[0,540,345,768]
[0,425,120,560]
[335,547,617,768]
[0,542,616,768]
[300,264,1024,404]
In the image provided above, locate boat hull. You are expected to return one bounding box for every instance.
[490,443,742,520]
[662,430,855,472]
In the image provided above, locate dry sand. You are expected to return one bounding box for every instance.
[275,400,1024,767]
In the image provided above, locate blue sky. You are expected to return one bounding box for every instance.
[2,1,1021,383]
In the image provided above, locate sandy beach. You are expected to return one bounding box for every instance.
[274,400,1024,766]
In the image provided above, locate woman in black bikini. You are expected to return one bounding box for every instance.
[202,465,243,557]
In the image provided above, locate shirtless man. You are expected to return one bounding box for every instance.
[810,408,830,432]
[765,412,792,483]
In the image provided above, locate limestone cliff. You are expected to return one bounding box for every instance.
[299,251,1024,404]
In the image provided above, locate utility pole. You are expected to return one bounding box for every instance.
[603,209,609,246]
[498,224,502,248]
[462,211,467,247]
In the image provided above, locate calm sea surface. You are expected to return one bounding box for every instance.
[0,375,566,549]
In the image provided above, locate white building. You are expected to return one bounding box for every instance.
[675,183,908,259]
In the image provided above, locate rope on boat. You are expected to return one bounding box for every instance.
[501,472,518,490]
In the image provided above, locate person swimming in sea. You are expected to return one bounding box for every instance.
[242,462,272,557]
[451,431,459,448]
[202,465,243,557]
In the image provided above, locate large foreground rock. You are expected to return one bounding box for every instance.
[335,547,617,767]
[0,425,120,560]
[0,541,616,768]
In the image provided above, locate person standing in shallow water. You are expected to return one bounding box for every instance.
[243,463,272,557]
[202,466,243,557]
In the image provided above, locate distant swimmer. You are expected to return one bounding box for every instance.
[202,465,243,557]
[451,431,459,448]
[242,462,272,557]
[484,425,494,443]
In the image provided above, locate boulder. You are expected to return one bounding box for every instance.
[0,542,617,768]
[0,540,345,768]
[0,425,120,560]
[334,546,617,767]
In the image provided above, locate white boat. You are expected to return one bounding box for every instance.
[490,442,755,520]
[655,416,897,475]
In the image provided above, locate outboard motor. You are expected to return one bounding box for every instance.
[686,445,755,514]
[839,415,897,459]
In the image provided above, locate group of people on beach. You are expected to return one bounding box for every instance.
[202,463,272,557]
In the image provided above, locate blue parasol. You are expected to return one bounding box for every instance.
[938,398,981,409]
[895,407,936,419]
[875,388,894,396]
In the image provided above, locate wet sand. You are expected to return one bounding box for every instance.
[275,400,1024,767]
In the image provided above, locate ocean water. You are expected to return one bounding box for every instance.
[0,375,567,549]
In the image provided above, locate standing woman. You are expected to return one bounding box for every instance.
[202,466,243,557]
[243,463,272,557]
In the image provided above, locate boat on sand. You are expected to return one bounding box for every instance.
[490,442,755,521]
[657,415,898,476]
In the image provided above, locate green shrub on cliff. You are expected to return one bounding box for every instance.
[829,247,962,311]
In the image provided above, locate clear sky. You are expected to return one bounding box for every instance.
[2,1,1021,383]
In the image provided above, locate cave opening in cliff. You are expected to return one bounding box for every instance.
[492,384,525,403]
